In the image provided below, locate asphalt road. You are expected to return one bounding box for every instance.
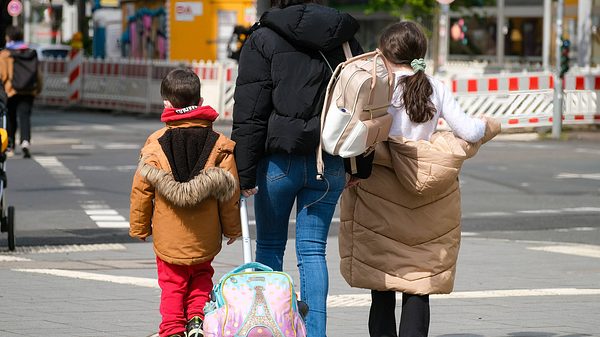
[0,107,598,337]
[1,108,598,247]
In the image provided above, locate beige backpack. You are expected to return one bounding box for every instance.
[317,43,394,177]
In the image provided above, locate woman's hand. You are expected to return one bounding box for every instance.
[345,176,361,188]
[241,187,259,197]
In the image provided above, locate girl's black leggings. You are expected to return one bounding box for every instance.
[368,290,430,337]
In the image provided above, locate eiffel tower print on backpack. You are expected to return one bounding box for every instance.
[203,198,307,337]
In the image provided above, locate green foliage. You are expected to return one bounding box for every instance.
[365,0,496,19]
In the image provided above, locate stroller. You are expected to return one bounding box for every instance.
[0,88,15,251]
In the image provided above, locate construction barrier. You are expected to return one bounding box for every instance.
[38,58,599,129]
[37,58,238,119]
[449,72,600,129]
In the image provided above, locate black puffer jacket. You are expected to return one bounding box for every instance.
[231,3,362,189]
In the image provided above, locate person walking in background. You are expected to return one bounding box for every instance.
[338,21,501,337]
[0,26,42,158]
[130,68,241,337]
[230,0,362,335]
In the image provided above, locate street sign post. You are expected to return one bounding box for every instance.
[552,0,564,139]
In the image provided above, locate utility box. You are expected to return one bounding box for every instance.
[169,0,255,61]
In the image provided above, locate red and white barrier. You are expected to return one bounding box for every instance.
[451,73,554,94]
[38,58,599,129]
[67,48,83,102]
[448,72,600,129]
[39,58,237,119]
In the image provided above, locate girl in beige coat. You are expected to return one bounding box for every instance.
[339,22,501,337]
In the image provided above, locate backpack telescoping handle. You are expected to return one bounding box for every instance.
[240,197,253,264]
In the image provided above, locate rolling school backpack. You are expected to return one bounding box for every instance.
[317,43,394,176]
[9,49,40,93]
[203,198,307,337]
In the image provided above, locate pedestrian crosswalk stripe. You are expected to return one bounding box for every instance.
[95,221,130,228]
[80,202,129,228]
[34,156,84,188]
[85,210,118,215]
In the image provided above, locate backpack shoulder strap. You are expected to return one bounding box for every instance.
[342,42,353,60]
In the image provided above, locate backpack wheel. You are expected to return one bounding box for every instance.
[7,206,15,251]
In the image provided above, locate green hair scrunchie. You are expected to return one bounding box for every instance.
[410,58,426,72]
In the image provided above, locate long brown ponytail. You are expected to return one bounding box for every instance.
[379,22,435,123]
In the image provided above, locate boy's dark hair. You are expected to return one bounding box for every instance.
[5,26,23,42]
[270,0,322,8]
[160,68,201,108]
[379,21,435,124]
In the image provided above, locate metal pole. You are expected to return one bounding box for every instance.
[240,197,253,264]
[577,0,592,68]
[496,0,505,65]
[24,0,30,42]
[438,4,449,73]
[552,0,564,139]
[543,0,551,71]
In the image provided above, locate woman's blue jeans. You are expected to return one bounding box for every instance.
[254,152,345,337]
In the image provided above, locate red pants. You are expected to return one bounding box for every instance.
[156,256,214,337]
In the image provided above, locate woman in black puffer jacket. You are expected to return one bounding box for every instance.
[231,1,362,336]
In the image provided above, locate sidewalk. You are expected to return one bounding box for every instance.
[1,233,598,336]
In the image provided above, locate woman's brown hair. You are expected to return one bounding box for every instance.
[379,21,435,123]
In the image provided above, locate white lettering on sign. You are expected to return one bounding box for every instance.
[175,2,203,22]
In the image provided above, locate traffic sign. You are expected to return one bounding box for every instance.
[7,0,23,17]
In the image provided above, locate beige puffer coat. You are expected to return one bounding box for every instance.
[339,118,501,294]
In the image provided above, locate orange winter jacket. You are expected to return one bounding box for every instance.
[129,119,241,265]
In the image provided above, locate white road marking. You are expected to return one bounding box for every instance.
[518,209,562,214]
[103,143,140,150]
[85,209,118,215]
[96,221,130,228]
[81,202,129,228]
[556,172,600,180]
[15,269,158,288]
[78,165,137,172]
[0,255,31,262]
[89,215,127,221]
[555,227,596,232]
[10,243,126,254]
[71,144,96,150]
[463,212,512,218]
[327,288,600,307]
[528,244,600,259]
[34,156,84,187]
[562,207,600,212]
[575,148,600,155]
[12,268,600,307]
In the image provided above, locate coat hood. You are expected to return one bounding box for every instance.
[374,118,501,197]
[260,3,359,52]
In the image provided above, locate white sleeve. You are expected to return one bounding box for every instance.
[437,80,486,143]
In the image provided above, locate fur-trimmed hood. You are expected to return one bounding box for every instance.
[138,159,237,208]
[129,122,241,266]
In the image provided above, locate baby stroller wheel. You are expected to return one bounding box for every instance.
[7,206,15,251]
